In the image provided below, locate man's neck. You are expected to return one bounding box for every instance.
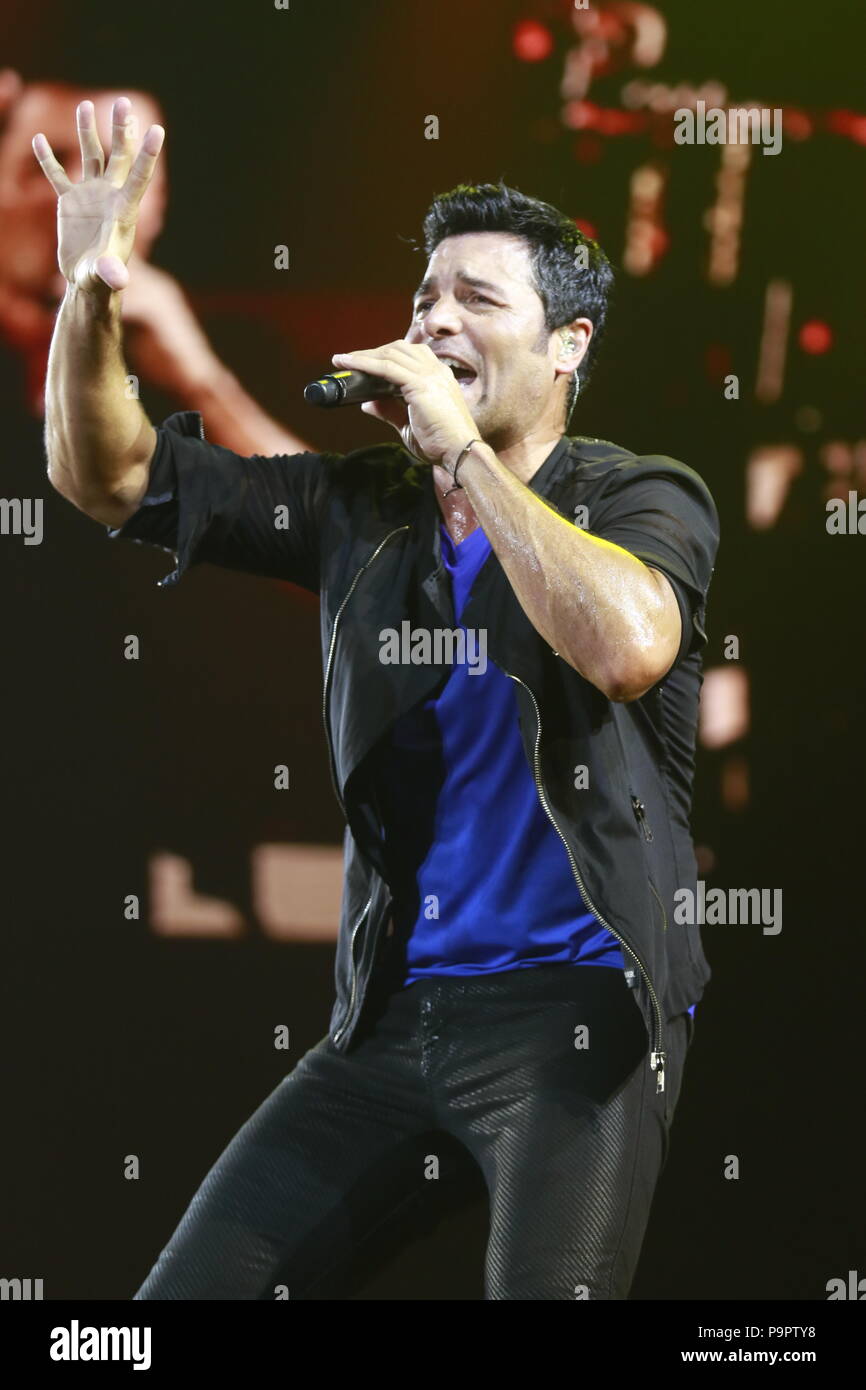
[436,482,480,545]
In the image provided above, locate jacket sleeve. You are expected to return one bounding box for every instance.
[588,455,720,669]
[106,410,337,592]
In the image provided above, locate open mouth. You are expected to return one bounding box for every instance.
[453,371,478,391]
[438,355,478,387]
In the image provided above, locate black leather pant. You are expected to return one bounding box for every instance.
[133,962,694,1300]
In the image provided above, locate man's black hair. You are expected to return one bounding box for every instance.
[421,181,614,427]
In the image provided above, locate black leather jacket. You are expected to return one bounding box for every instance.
[110,410,720,1098]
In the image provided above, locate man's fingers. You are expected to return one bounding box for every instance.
[361,398,409,431]
[90,253,130,292]
[118,124,165,217]
[360,400,428,463]
[104,96,137,185]
[31,132,73,196]
[76,100,104,180]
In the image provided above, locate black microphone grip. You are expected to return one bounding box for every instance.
[303,369,404,408]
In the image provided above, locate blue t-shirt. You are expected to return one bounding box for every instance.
[376,521,696,1016]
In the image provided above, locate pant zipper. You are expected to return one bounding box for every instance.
[507,672,667,1093]
[323,524,411,1041]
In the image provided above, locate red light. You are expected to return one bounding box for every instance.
[782,109,813,140]
[799,320,833,354]
[573,218,598,241]
[825,109,866,143]
[705,344,732,381]
[563,100,598,131]
[595,108,641,136]
[648,225,670,259]
[826,109,855,136]
[513,20,553,62]
[573,134,604,164]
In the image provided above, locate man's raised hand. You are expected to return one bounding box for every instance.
[31,95,164,295]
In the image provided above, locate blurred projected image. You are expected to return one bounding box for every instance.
[0,68,311,455]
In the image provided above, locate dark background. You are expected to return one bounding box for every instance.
[0,0,863,1299]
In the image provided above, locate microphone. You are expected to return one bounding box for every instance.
[303,369,404,408]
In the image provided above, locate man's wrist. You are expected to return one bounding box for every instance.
[63,278,122,328]
[441,436,484,479]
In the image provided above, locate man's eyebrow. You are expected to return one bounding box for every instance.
[412,271,507,302]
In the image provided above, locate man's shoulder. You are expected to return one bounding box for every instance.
[562,434,717,512]
[330,439,418,477]
[321,441,425,513]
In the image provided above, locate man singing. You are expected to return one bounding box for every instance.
[35,97,719,1300]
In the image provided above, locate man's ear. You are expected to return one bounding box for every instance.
[555,318,593,374]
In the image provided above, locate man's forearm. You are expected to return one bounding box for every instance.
[448,440,679,701]
[44,284,156,523]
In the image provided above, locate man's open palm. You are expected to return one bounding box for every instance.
[31,95,164,294]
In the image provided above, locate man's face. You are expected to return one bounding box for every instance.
[406,231,573,446]
[0,83,166,299]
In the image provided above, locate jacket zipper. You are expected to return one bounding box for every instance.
[631,797,667,930]
[507,672,667,1093]
[323,524,411,1041]
[333,894,373,1044]
[630,795,654,842]
[321,525,412,812]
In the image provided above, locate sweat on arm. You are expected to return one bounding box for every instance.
[586,457,720,673]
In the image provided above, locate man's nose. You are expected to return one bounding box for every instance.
[421,297,464,336]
